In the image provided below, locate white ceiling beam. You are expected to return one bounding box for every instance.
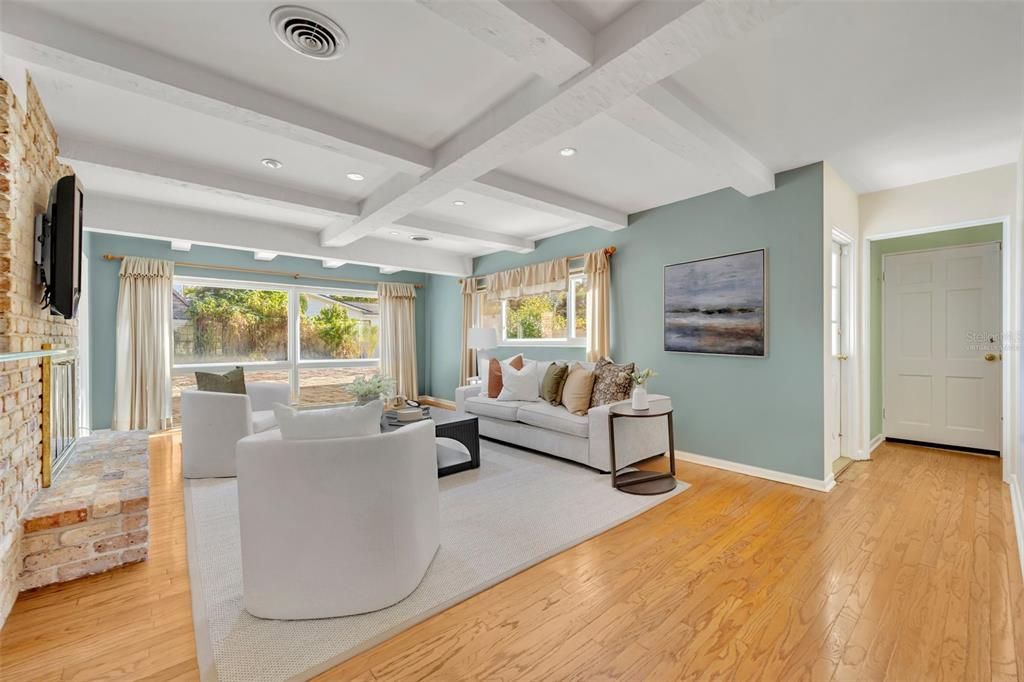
[61,140,533,253]
[85,194,471,277]
[394,214,535,253]
[322,0,790,247]
[611,79,774,196]
[59,137,359,217]
[472,170,626,231]
[1,4,432,174]
[416,0,593,84]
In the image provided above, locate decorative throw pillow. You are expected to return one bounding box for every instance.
[488,354,524,398]
[541,362,569,404]
[195,366,246,394]
[497,362,540,401]
[590,358,636,407]
[272,400,383,441]
[561,363,595,416]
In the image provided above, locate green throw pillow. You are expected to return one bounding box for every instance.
[541,362,569,405]
[195,366,246,394]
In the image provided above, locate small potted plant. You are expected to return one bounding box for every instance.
[631,368,656,410]
[349,374,396,405]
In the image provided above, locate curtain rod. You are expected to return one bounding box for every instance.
[101,254,424,288]
[458,246,616,285]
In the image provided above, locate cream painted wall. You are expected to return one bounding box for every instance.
[860,164,1016,238]
[823,163,861,472]
[859,164,1020,493]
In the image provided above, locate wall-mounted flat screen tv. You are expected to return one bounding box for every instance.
[35,174,84,319]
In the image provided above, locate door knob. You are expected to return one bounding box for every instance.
[836,354,848,361]
[984,353,999,362]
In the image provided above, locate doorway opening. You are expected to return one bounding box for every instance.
[872,222,1004,457]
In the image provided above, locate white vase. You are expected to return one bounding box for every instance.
[631,385,649,410]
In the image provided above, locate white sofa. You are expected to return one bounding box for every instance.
[236,420,440,619]
[181,381,291,479]
[456,360,671,473]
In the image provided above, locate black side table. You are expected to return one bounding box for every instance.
[608,404,676,495]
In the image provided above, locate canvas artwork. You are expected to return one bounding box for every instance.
[664,249,766,356]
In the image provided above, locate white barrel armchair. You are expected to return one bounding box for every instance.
[236,420,441,620]
[181,381,291,479]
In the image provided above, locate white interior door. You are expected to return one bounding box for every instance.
[883,242,1001,451]
[828,241,846,464]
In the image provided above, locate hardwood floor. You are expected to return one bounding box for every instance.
[1,435,1022,681]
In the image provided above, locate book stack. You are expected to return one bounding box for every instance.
[383,406,430,426]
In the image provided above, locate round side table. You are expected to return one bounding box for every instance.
[608,403,676,495]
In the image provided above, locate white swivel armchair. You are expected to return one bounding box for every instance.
[181,381,291,479]
[236,420,440,620]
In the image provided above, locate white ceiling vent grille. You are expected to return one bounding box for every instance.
[270,6,348,60]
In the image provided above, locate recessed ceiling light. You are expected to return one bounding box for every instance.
[559,147,577,157]
[410,235,432,242]
[346,172,365,181]
[254,251,277,261]
[390,231,401,236]
[261,158,283,169]
[452,200,466,206]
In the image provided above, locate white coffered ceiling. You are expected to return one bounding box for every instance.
[2,0,1020,276]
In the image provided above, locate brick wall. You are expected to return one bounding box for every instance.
[0,76,77,626]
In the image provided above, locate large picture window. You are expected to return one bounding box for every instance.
[479,275,587,346]
[299,292,380,360]
[171,277,381,424]
[173,283,288,364]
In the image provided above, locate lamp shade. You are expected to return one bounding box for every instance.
[467,327,498,350]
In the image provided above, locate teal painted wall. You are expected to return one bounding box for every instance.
[468,163,826,480]
[423,274,464,402]
[869,223,1003,438]
[85,232,429,429]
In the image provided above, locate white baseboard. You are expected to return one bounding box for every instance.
[855,434,884,460]
[1009,475,1024,578]
[675,451,834,492]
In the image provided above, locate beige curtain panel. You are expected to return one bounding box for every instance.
[584,249,611,362]
[484,257,569,300]
[112,256,174,431]
[459,278,477,386]
[378,282,419,400]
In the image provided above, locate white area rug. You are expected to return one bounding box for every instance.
[184,441,688,681]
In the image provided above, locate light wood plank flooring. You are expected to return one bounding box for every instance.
[1,435,1022,681]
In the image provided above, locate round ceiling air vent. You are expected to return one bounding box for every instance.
[270,6,348,60]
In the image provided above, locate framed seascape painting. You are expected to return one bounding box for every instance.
[663,249,766,357]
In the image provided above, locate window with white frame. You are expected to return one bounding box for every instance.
[478,275,588,346]
[171,277,381,422]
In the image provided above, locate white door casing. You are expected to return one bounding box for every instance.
[883,242,1001,451]
[828,241,846,463]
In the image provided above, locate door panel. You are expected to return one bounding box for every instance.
[883,242,1000,451]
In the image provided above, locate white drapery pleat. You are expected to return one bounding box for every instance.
[584,249,611,363]
[112,257,174,431]
[459,278,477,386]
[378,282,418,400]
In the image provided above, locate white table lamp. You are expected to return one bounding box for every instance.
[467,327,498,384]
[467,327,498,351]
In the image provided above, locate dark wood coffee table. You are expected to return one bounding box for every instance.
[608,403,676,495]
[382,410,480,477]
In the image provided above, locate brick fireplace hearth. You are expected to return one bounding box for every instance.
[18,431,150,590]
